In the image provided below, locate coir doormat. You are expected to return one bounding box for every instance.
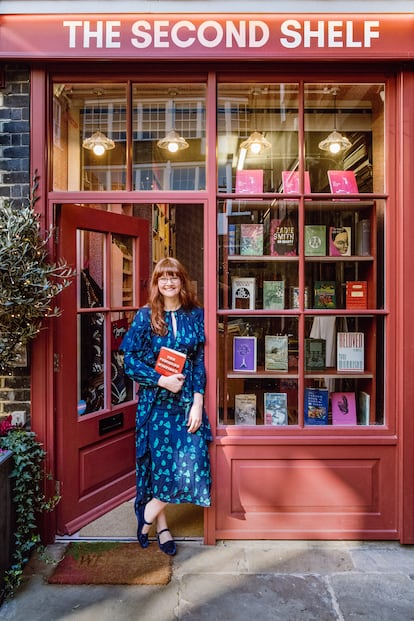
[48,541,172,585]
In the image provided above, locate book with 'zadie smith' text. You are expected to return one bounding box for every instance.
[155,347,187,376]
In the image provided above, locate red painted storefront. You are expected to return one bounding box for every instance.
[1,13,414,543]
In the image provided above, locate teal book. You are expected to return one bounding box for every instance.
[305,225,326,256]
[240,224,264,256]
[263,280,285,309]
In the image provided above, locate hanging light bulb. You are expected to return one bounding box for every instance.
[319,88,352,155]
[240,130,271,155]
[157,129,189,153]
[82,90,115,156]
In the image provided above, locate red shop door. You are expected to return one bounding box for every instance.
[55,204,149,534]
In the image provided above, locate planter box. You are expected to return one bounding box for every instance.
[0,450,15,602]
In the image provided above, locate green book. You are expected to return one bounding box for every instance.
[263,280,285,309]
[305,225,326,256]
[305,338,326,371]
[314,281,336,309]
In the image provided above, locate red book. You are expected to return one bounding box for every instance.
[235,169,263,194]
[331,392,357,425]
[346,281,367,309]
[282,170,311,194]
[328,170,359,195]
[155,347,187,376]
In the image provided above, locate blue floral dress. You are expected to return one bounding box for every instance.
[121,306,212,514]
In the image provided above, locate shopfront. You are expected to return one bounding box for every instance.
[1,5,414,543]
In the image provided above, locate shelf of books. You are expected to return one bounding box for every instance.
[217,192,385,429]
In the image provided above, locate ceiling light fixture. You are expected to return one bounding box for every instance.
[318,88,352,155]
[157,129,189,153]
[82,90,115,156]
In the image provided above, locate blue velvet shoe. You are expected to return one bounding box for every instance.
[137,503,152,548]
[156,528,177,556]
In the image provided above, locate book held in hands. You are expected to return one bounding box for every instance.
[155,347,187,376]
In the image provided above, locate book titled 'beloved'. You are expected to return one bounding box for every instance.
[155,347,187,376]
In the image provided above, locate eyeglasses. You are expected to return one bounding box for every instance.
[158,276,181,284]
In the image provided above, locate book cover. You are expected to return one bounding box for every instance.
[328,170,359,195]
[346,281,368,309]
[289,286,310,309]
[358,391,371,425]
[234,394,257,425]
[155,346,187,376]
[329,226,351,257]
[331,392,357,425]
[314,281,336,309]
[235,169,264,194]
[304,225,326,256]
[240,223,264,256]
[228,223,236,255]
[263,280,285,309]
[282,170,311,194]
[304,387,329,425]
[337,332,364,372]
[232,277,256,310]
[233,336,257,372]
[270,218,297,256]
[305,338,326,371]
[265,335,288,371]
[356,219,371,256]
[264,392,288,425]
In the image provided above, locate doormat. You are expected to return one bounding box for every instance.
[48,542,172,585]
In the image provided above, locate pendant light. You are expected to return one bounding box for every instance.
[157,129,189,153]
[238,89,271,170]
[82,90,115,157]
[318,88,352,155]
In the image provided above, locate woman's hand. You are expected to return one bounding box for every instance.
[158,373,185,394]
[187,399,203,433]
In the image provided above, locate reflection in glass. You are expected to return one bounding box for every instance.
[78,312,105,415]
[78,230,105,309]
[132,84,206,190]
[111,234,134,307]
[217,83,299,193]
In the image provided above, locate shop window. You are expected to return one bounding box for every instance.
[217,82,386,429]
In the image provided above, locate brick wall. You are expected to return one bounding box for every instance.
[0,64,31,426]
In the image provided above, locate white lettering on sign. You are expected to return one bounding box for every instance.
[280,19,380,49]
[63,19,380,51]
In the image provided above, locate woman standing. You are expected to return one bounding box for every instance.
[121,258,212,556]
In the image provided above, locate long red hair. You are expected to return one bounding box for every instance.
[148,258,200,335]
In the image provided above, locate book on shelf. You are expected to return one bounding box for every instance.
[240,223,264,256]
[304,387,329,425]
[228,223,236,255]
[305,338,326,371]
[356,219,371,256]
[235,169,264,194]
[314,281,336,309]
[263,280,285,309]
[346,281,368,309]
[234,394,257,425]
[337,332,364,372]
[331,392,357,425]
[233,336,257,372]
[329,226,351,257]
[264,392,288,425]
[282,170,311,194]
[232,277,256,310]
[269,218,297,256]
[289,286,310,309]
[265,335,289,371]
[155,347,187,376]
[305,225,326,256]
[358,390,371,425]
[327,170,359,196]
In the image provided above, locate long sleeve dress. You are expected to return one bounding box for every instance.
[121,305,212,513]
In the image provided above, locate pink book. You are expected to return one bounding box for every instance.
[235,169,264,194]
[282,171,311,194]
[331,392,357,425]
[328,170,359,195]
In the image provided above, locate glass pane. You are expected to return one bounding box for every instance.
[52,83,127,190]
[217,83,299,194]
[304,83,385,194]
[78,230,105,308]
[218,315,299,426]
[78,312,105,415]
[111,234,134,307]
[132,84,206,190]
[111,314,133,405]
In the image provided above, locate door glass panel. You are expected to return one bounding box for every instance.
[78,312,105,415]
[78,230,105,309]
[111,234,134,307]
[111,313,134,406]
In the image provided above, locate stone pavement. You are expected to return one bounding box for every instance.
[2,539,414,620]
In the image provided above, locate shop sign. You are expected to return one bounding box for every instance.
[0,14,413,59]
